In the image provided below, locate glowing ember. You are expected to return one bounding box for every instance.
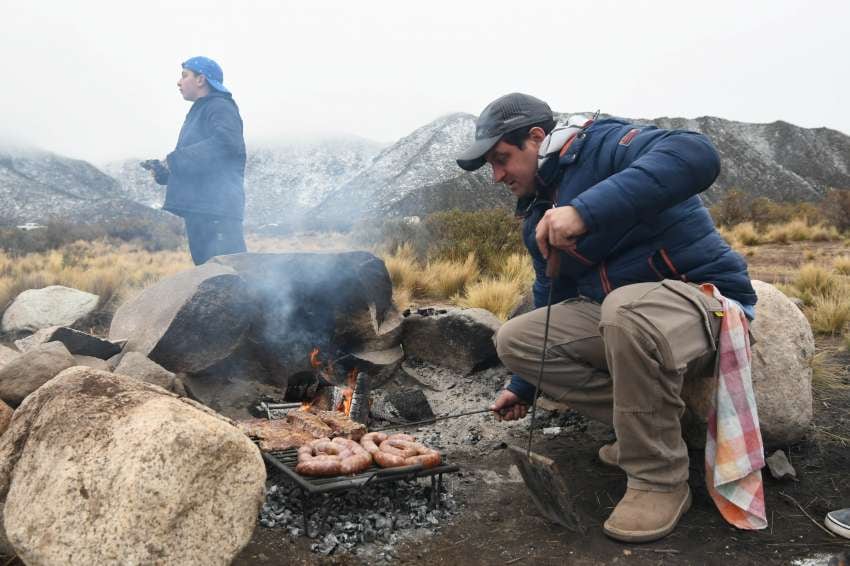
[309,348,320,368]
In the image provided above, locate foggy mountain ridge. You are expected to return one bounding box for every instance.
[2,113,850,229]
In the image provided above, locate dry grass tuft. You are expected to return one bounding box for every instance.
[423,254,479,298]
[794,263,840,299]
[455,278,523,321]
[382,243,428,297]
[496,253,535,292]
[833,255,850,275]
[766,219,839,244]
[812,348,849,390]
[806,293,850,335]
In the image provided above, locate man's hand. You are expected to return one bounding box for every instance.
[535,206,587,259]
[140,159,170,185]
[490,389,528,421]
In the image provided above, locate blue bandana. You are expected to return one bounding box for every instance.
[182,56,230,94]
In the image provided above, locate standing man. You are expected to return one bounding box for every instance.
[456,93,756,542]
[145,56,247,265]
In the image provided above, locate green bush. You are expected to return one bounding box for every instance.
[423,209,525,273]
[820,188,850,232]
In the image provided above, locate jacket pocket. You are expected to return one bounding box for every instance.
[649,248,688,282]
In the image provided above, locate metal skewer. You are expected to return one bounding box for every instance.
[370,408,492,432]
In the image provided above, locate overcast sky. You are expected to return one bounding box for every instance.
[1,0,847,163]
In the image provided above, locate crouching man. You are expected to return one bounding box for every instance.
[456,93,756,542]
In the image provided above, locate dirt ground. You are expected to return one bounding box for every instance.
[234,242,850,565]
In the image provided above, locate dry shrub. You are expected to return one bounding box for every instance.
[423,254,479,298]
[806,293,850,335]
[820,188,850,232]
[0,240,192,322]
[766,219,839,243]
[381,243,428,298]
[456,278,523,321]
[833,256,850,275]
[727,222,763,246]
[424,209,525,274]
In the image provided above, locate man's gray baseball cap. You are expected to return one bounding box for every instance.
[456,93,554,172]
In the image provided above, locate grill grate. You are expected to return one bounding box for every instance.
[262,447,459,494]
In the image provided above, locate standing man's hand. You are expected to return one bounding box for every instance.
[535,206,587,259]
[490,390,528,421]
[140,158,170,185]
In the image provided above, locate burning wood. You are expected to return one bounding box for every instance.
[347,371,370,425]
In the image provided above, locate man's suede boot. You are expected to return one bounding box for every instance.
[603,483,691,542]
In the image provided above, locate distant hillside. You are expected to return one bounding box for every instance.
[5,112,850,230]
[0,145,171,226]
[313,113,511,229]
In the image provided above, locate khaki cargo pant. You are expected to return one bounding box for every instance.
[496,279,723,492]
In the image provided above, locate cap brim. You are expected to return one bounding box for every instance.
[456,134,501,171]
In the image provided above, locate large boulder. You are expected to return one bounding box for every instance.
[0,367,266,565]
[402,307,501,374]
[15,326,122,359]
[108,263,253,374]
[211,252,403,385]
[0,341,76,407]
[681,280,814,446]
[114,351,179,393]
[1,286,99,333]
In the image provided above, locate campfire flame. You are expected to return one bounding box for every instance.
[337,368,359,416]
[309,347,321,368]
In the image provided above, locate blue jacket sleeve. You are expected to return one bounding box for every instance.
[167,101,245,177]
[506,375,536,403]
[570,130,720,232]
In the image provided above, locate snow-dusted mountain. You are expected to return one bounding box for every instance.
[244,136,382,228]
[4,112,850,230]
[313,113,511,228]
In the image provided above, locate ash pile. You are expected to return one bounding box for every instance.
[259,477,457,559]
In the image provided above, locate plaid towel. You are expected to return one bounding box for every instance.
[701,283,767,530]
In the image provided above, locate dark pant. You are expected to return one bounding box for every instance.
[183,213,246,265]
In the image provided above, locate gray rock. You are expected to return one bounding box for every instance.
[108,263,253,374]
[72,355,111,371]
[1,285,99,333]
[15,326,122,359]
[0,341,75,406]
[508,291,535,320]
[114,351,178,392]
[766,449,797,480]
[0,367,266,565]
[0,345,19,370]
[349,345,404,388]
[371,388,434,423]
[681,280,814,447]
[402,307,501,374]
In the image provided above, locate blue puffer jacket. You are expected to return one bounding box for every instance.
[507,119,755,402]
[522,118,756,309]
[162,91,246,220]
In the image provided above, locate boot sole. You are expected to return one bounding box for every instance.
[825,514,850,539]
[603,487,692,543]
